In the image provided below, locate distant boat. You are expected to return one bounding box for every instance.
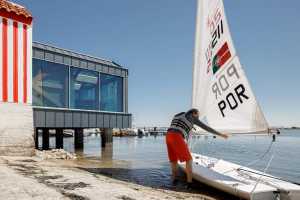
[63,129,74,137]
[115,128,138,137]
[179,0,300,199]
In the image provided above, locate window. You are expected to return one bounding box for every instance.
[70,67,99,110]
[42,61,69,108]
[100,74,123,112]
[32,57,126,113]
[32,59,69,108]
[32,59,43,106]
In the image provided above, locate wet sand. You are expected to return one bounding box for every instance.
[0,156,240,200]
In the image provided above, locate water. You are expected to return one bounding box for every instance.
[51,129,300,189]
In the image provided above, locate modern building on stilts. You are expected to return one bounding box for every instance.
[0,0,132,156]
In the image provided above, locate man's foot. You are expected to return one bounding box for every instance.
[185,182,197,190]
[172,179,179,185]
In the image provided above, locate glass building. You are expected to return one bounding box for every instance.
[32,42,131,129]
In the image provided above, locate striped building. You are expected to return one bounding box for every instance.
[0,0,34,156]
[0,0,32,104]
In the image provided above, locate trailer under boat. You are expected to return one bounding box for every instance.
[179,153,300,200]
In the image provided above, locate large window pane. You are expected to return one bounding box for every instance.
[42,61,69,108]
[32,59,69,108]
[32,59,43,106]
[100,74,123,112]
[70,67,99,110]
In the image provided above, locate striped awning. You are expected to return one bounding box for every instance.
[0,0,32,25]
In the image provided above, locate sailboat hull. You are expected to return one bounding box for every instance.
[179,153,300,200]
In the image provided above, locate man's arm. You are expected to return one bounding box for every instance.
[186,113,223,137]
[193,119,223,136]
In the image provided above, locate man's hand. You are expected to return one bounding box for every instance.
[220,133,230,139]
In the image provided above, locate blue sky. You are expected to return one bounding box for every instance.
[16,0,300,127]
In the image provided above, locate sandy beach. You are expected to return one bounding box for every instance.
[0,155,223,200]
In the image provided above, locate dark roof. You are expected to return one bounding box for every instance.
[33,41,125,69]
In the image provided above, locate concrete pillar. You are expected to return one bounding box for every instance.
[101,130,106,148]
[74,128,84,149]
[42,128,49,150]
[55,129,64,149]
[101,128,113,148]
[34,128,39,149]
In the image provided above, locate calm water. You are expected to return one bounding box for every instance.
[50,129,300,189]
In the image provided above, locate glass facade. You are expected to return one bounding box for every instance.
[70,67,99,110]
[100,74,123,112]
[32,59,43,106]
[32,58,124,113]
[32,59,69,108]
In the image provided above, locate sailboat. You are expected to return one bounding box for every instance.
[179,0,300,199]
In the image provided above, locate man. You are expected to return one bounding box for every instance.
[166,108,229,188]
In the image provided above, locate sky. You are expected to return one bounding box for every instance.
[15,0,300,127]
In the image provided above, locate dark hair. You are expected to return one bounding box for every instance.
[186,108,199,115]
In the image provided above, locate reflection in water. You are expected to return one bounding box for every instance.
[101,143,113,160]
[74,148,84,158]
[67,135,177,189]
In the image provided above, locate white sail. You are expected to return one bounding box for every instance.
[192,0,268,133]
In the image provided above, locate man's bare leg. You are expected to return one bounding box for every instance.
[170,161,178,181]
[186,160,193,183]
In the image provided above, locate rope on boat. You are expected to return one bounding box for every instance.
[242,138,274,168]
[238,169,300,186]
[250,154,274,199]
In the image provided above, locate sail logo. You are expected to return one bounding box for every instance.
[205,17,224,74]
[212,42,231,74]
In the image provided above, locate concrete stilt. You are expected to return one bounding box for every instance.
[42,128,50,150]
[101,131,106,148]
[55,129,64,149]
[35,128,39,149]
[101,128,113,148]
[74,128,84,149]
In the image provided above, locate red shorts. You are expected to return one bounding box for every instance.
[165,130,192,162]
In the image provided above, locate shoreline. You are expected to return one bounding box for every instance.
[0,155,238,200]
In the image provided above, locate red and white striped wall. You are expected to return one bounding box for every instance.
[0,17,32,104]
